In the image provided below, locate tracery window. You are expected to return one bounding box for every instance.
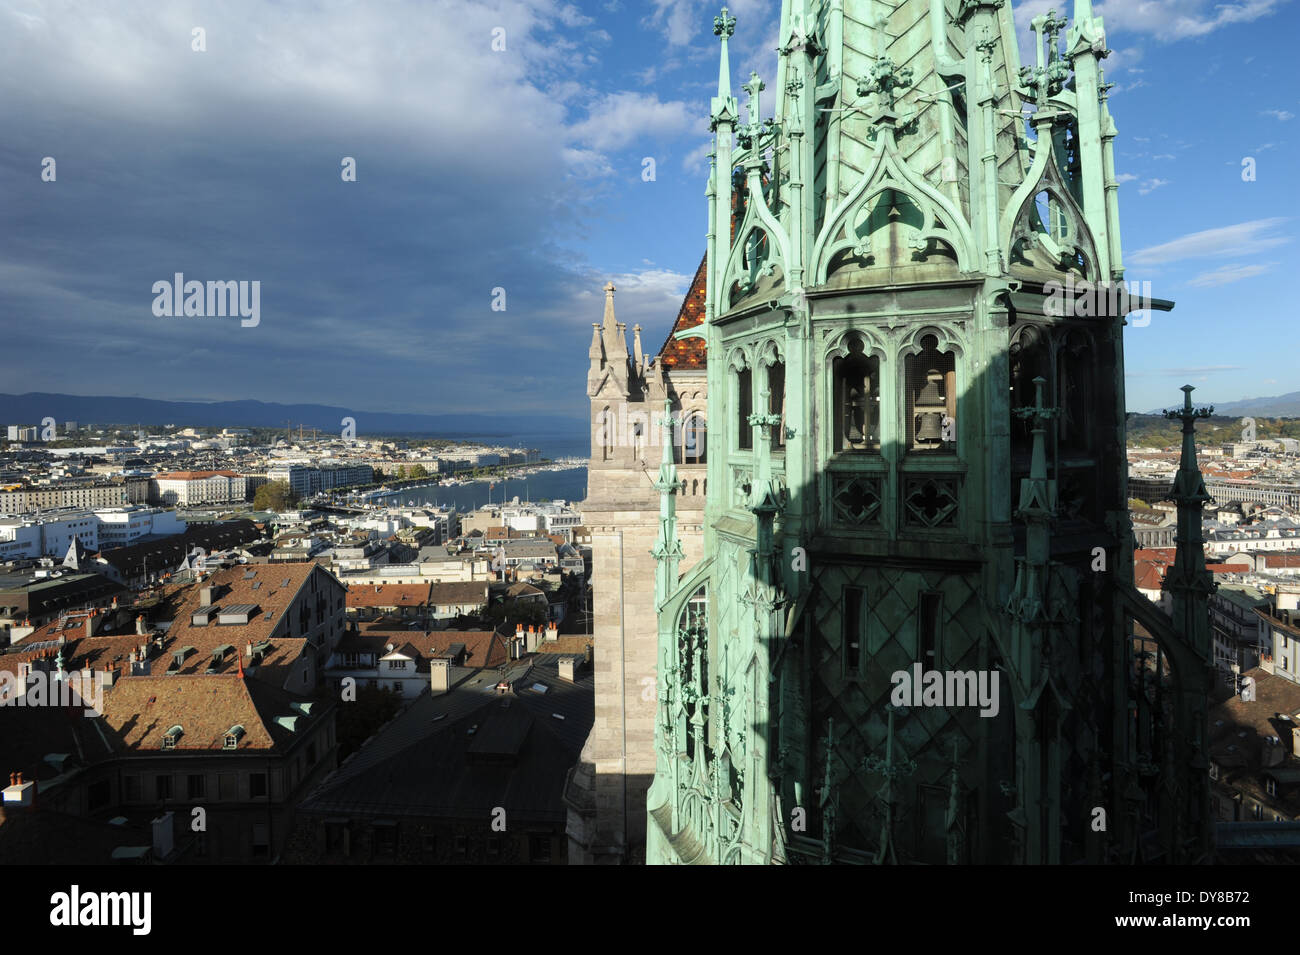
[906,335,956,454]
[832,335,880,452]
[736,367,753,451]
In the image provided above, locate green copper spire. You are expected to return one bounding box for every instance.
[711,7,738,128]
[646,0,1207,866]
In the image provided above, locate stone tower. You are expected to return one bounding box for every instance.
[646,0,1214,864]
[567,273,710,863]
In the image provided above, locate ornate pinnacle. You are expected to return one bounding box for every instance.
[713,6,736,39]
[856,57,913,114]
[1043,9,1068,53]
[742,71,765,123]
[1098,67,1115,104]
[1163,385,1213,426]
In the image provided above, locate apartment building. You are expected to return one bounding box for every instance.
[151,470,247,506]
[0,482,129,514]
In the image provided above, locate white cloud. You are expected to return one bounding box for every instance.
[1129,218,1291,266]
[1096,0,1286,39]
[568,91,696,151]
[681,140,713,172]
[1262,108,1295,121]
[1116,172,1139,184]
[1138,178,1171,194]
[562,147,615,179]
[1186,262,1276,287]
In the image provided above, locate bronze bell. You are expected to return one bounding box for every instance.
[916,369,945,405]
[916,411,944,442]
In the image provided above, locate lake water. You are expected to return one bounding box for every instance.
[391,466,588,511]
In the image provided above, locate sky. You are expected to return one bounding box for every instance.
[0,0,1296,423]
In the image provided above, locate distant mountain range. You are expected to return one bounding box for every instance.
[0,393,585,439]
[1145,391,1300,417]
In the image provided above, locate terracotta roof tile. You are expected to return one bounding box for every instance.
[97,674,307,752]
[346,583,430,608]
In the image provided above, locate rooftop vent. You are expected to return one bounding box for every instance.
[162,725,183,749]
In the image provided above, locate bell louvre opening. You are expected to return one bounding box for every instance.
[906,335,956,454]
[832,335,880,452]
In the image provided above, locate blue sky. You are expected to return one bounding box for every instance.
[0,0,1295,423]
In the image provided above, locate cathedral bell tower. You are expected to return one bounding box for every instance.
[647,0,1212,865]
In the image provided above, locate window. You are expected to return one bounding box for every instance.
[155,774,172,801]
[373,824,397,857]
[1209,762,1219,781]
[683,415,707,465]
[250,772,268,798]
[1267,778,1277,797]
[767,359,786,450]
[843,587,863,676]
[187,774,206,799]
[87,778,110,811]
[736,367,753,450]
[529,834,553,863]
[325,822,347,854]
[905,335,956,453]
[454,834,468,858]
[1253,803,1264,820]
[833,335,880,452]
[918,593,942,668]
[252,824,269,858]
[486,836,501,860]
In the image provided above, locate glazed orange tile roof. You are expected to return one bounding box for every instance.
[657,254,708,371]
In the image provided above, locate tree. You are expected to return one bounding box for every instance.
[371,467,384,483]
[395,465,407,480]
[254,480,298,511]
[410,464,428,479]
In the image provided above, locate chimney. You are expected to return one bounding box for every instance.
[135,614,147,635]
[559,655,578,682]
[3,773,34,808]
[84,615,95,640]
[430,657,450,694]
[131,652,151,677]
[546,621,558,642]
[102,664,117,688]
[1264,736,1286,767]
[200,585,216,607]
[152,812,174,860]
